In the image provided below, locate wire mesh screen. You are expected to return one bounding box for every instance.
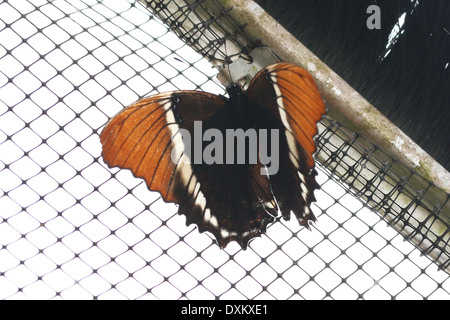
[0,0,449,300]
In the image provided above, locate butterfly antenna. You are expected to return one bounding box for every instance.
[173,56,188,65]
[223,39,233,84]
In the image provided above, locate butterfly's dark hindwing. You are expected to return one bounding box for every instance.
[176,95,279,248]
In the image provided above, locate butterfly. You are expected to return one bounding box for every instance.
[100,62,326,249]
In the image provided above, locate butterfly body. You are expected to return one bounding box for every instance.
[100,63,326,249]
[225,82,248,118]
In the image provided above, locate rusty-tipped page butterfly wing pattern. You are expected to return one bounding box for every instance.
[100,62,326,249]
[247,63,326,228]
